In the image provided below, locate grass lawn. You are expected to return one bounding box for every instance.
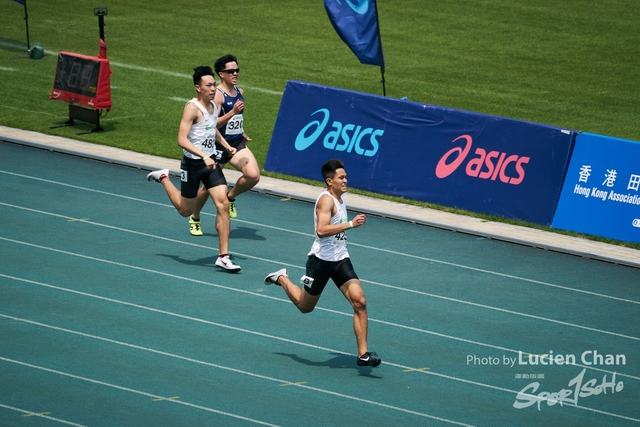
[1,0,638,248]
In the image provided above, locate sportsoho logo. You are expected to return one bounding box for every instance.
[294,108,383,157]
[435,135,530,185]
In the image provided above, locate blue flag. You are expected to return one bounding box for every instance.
[324,0,384,67]
[12,0,26,5]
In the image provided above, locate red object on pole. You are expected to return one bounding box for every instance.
[98,38,107,59]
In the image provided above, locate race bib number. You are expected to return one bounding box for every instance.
[202,133,219,159]
[181,170,188,182]
[332,230,347,246]
[225,114,243,135]
[202,137,215,149]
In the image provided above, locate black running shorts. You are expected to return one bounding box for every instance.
[304,255,359,296]
[180,157,227,198]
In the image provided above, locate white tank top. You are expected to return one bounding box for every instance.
[308,191,349,261]
[183,98,219,159]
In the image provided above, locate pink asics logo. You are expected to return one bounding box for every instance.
[435,135,530,185]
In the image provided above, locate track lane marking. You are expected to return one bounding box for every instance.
[1,170,637,307]
[3,313,638,423]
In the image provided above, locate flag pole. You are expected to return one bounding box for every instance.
[23,0,31,51]
[373,0,386,96]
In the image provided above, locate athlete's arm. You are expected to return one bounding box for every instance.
[237,88,251,141]
[177,103,212,162]
[315,195,366,237]
[215,128,237,156]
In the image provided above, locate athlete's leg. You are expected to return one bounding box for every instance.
[208,184,230,254]
[273,275,321,314]
[190,185,210,220]
[340,279,369,357]
[227,148,260,199]
[157,176,197,217]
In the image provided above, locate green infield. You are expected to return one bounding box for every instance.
[1,0,639,248]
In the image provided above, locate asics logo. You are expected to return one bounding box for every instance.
[294,108,382,157]
[435,135,530,185]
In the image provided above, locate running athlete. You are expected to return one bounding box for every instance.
[146,66,241,272]
[188,54,260,235]
[264,159,381,367]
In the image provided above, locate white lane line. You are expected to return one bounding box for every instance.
[0,337,473,427]
[0,41,29,50]
[0,169,637,307]
[109,61,284,95]
[1,200,639,345]
[0,41,283,96]
[0,105,63,118]
[1,269,638,383]
[0,230,638,344]
[3,313,638,423]
[0,403,88,426]
[0,356,281,427]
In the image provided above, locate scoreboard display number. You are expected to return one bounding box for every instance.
[54,54,100,97]
[50,52,112,110]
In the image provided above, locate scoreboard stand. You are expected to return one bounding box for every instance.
[51,104,104,135]
[49,49,112,135]
[50,7,110,134]
[49,50,111,133]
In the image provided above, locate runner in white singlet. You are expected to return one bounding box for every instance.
[263,159,381,367]
[146,66,241,272]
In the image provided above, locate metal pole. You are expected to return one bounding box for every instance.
[98,15,105,41]
[94,6,108,42]
[23,1,30,50]
[373,0,386,96]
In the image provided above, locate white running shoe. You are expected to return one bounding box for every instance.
[147,169,170,182]
[264,268,288,285]
[215,255,241,273]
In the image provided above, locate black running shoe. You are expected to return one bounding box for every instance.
[357,351,381,367]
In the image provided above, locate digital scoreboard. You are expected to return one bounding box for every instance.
[50,52,112,110]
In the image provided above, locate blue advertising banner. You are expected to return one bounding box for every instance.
[265,81,577,226]
[552,133,640,243]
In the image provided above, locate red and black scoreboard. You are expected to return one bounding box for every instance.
[50,52,112,110]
